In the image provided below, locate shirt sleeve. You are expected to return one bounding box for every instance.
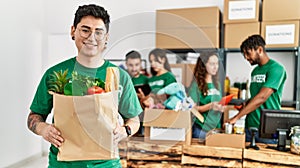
[188,81,201,104]
[263,65,286,92]
[118,68,143,119]
[30,70,53,115]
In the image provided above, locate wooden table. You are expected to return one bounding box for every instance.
[243,143,300,168]
[119,138,300,168]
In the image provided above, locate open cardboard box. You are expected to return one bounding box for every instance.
[143,108,192,145]
[205,129,245,148]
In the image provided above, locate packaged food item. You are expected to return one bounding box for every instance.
[233,119,245,134]
[290,126,300,155]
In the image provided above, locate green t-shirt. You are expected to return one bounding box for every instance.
[188,81,222,131]
[246,59,287,129]
[132,74,148,86]
[30,57,142,167]
[148,71,176,93]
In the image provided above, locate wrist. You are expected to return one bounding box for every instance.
[124,125,132,137]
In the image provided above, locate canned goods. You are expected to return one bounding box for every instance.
[225,123,233,134]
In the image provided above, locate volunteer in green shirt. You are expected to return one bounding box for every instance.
[27,4,142,168]
[188,51,225,139]
[125,50,148,86]
[227,34,287,144]
[140,48,176,108]
[125,50,148,136]
[147,48,176,93]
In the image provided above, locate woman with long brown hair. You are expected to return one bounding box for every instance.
[188,51,225,139]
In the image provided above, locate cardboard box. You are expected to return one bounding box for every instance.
[223,0,261,24]
[170,64,195,87]
[156,6,220,49]
[262,0,300,21]
[261,20,300,48]
[205,129,245,148]
[156,27,220,49]
[143,109,192,145]
[157,6,220,28]
[224,22,260,48]
[170,64,186,86]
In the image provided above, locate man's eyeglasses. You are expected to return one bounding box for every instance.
[78,28,106,41]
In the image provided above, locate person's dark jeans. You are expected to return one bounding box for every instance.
[192,124,207,141]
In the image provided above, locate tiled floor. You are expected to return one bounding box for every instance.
[8,155,48,168]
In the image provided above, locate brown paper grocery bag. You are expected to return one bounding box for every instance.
[52,91,119,161]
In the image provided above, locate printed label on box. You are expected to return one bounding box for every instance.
[150,127,185,141]
[228,0,256,20]
[265,24,295,45]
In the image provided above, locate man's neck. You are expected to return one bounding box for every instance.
[76,55,105,68]
[259,54,270,66]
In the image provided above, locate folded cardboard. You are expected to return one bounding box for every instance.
[205,129,245,148]
[223,0,261,23]
[261,20,300,48]
[262,0,300,21]
[224,22,260,48]
[143,108,192,145]
[53,92,119,161]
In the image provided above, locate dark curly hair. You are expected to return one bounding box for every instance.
[194,51,219,96]
[240,34,266,54]
[149,48,171,76]
[73,4,110,32]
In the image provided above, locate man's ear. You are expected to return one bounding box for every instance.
[257,46,264,56]
[104,33,109,45]
[70,26,75,40]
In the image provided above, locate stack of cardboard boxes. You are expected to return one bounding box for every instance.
[262,0,300,48]
[224,0,261,48]
[156,6,221,49]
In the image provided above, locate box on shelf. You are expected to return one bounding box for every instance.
[261,20,299,48]
[156,27,219,49]
[156,6,220,49]
[170,64,195,87]
[224,22,260,48]
[156,6,220,28]
[223,0,261,24]
[143,108,192,145]
[205,129,245,148]
[262,0,300,21]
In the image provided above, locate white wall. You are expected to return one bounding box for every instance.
[0,0,44,167]
[44,0,224,70]
[1,0,225,167]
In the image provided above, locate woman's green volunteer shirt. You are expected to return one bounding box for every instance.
[188,81,222,131]
[30,57,142,167]
[148,71,176,93]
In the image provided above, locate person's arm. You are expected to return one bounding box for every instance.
[113,116,140,142]
[27,111,64,148]
[227,87,274,124]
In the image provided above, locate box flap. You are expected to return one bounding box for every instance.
[143,109,190,129]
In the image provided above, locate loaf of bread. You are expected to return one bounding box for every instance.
[105,67,119,92]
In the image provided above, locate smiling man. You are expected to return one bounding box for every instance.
[27,4,142,167]
[227,34,287,144]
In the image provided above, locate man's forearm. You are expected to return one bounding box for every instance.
[27,111,47,135]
